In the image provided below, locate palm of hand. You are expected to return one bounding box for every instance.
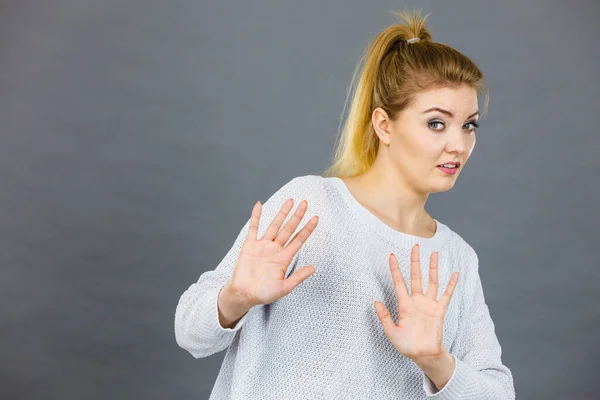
[233,239,291,305]
[374,244,459,362]
[230,198,319,307]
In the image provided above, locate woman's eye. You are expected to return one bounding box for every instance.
[464,121,480,132]
[428,121,444,131]
[428,120,480,132]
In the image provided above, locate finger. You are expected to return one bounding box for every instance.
[281,265,316,295]
[426,251,439,300]
[282,216,319,256]
[273,200,308,246]
[259,198,294,241]
[410,244,423,295]
[374,300,396,336]
[389,253,409,306]
[438,272,460,309]
[246,201,262,242]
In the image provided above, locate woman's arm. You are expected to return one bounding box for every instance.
[421,249,515,399]
[173,177,305,358]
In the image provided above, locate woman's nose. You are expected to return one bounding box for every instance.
[445,129,469,154]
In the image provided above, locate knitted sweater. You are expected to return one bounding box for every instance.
[174,175,515,399]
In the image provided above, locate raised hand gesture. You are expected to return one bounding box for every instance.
[229,198,319,308]
[374,244,459,364]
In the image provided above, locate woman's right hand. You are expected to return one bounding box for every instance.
[228,198,319,308]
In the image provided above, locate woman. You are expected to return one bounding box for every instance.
[175,10,515,399]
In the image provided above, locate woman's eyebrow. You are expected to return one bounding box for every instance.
[422,107,479,119]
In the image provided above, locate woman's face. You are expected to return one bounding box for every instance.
[373,84,479,194]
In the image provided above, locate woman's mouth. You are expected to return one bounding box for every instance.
[437,164,459,175]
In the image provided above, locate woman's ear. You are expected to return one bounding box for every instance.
[372,107,393,145]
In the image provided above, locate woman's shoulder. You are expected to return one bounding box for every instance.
[284,174,325,188]
[271,174,345,224]
[287,174,330,187]
[439,225,480,276]
[276,174,332,202]
[259,174,331,218]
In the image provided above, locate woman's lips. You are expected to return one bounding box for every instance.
[437,165,458,174]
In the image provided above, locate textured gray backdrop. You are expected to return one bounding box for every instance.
[1,1,598,399]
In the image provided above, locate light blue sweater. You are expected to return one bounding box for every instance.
[174,175,515,399]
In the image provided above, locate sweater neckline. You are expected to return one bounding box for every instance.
[329,176,449,247]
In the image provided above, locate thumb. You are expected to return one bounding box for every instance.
[374,300,395,335]
[281,266,316,294]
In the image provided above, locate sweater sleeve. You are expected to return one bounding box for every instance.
[422,249,515,399]
[174,176,305,359]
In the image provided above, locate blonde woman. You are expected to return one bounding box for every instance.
[175,9,515,399]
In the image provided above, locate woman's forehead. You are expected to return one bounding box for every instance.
[410,86,479,116]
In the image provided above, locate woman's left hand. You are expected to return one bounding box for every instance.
[374,244,459,365]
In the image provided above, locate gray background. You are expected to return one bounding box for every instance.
[1,0,598,399]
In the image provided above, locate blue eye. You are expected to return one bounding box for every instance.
[428,120,480,132]
[465,121,480,131]
[428,121,444,131]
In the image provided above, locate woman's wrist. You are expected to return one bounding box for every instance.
[413,348,456,392]
[217,281,254,329]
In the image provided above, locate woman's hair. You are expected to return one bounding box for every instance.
[321,9,488,178]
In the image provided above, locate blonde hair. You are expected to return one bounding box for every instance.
[320,9,489,178]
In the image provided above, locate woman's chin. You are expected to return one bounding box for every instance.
[431,179,457,193]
